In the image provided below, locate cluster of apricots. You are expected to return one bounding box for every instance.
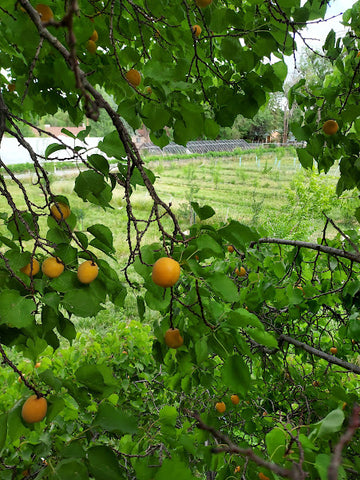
[20,202,99,285]
[151,257,183,348]
[215,394,240,414]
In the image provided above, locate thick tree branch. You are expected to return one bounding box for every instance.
[190,412,305,479]
[279,335,360,374]
[328,405,360,480]
[250,237,360,263]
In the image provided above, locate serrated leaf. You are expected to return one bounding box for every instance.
[207,273,239,302]
[62,289,104,318]
[159,406,177,427]
[87,446,123,480]
[93,403,137,434]
[0,290,34,328]
[221,354,251,395]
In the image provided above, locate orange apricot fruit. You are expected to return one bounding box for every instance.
[258,473,270,480]
[235,266,246,277]
[21,395,47,423]
[227,245,234,253]
[50,202,71,221]
[86,39,97,54]
[164,328,184,349]
[215,401,226,413]
[192,25,202,37]
[152,257,181,288]
[77,260,99,284]
[42,256,64,278]
[35,4,54,23]
[195,0,212,7]
[322,119,338,135]
[20,258,40,277]
[125,68,141,87]
[231,394,240,405]
[330,346,338,355]
[90,30,98,42]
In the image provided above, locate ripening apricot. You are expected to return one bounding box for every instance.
[21,258,40,277]
[234,466,241,474]
[35,4,54,23]
[145,86,152,95]
[227,245,234,253]
[164,328,184,349]
[77,260,99,284]
[35,362,41,369]
[7,83,16,92]
[42,257,64,278]
[322,119,338,135]
[90,30,98,42]
[330,346,338,355]
[125,68,141,87]
[258,473,270,480]
[192,25,202,37]
[215,401,226,414]
[21,395,47,424]
[231,394,240,405]
[235,267,246,277]
[50,202,71,221]
[195,0,212,7]
[86,39,97,54]
[152,257,181,288]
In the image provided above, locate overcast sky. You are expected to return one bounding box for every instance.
[284,0,357,74]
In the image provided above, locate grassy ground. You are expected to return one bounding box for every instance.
[1,148,358,263]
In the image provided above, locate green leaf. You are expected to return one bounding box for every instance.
[88,224,115,254]
[206,273,239,302]
[226,309,264,329]
[195,337,208,363]
[218,220,259,251]
[317,409,345,438]
[45,143,67,159]
[6,211,38,241]
[159,406,177,427]
[76,364,116,393]
[154,458,194,480]
[0,290,35,328]
[62,289,104,318]
[57,315,76,343]
[265,428,287,463]
[87,446,123,480]
[247,328,278,348]
[297,148,314,169]
[196,234,223,257]
[74,170,112,207]
[98,131,126,160]
[221,354,251,395]
[191,202,216,221]
[54,459,88,480]
[93,403,138,434]
[0,413,7,451]
[88,154,110,177]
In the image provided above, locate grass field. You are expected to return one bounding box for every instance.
[1,147,359,264]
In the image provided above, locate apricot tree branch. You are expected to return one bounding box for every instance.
[250,237,360,263]
[328,405,360,480]
[0,343,44,398]
[278,334,360,374]
[190,412,305,479]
